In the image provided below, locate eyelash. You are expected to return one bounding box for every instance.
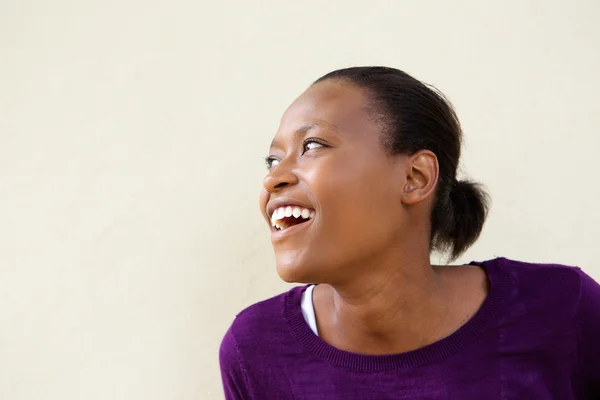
[264,156,277,170]
[264,138,327,169]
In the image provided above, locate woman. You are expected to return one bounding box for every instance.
[219,67,600,399]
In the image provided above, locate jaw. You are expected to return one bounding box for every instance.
[274,247,314,283]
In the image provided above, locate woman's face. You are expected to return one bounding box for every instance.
[260,79,410,284]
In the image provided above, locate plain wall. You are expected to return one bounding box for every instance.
[1,0,599,398]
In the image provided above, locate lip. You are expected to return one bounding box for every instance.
[270,217,313,242]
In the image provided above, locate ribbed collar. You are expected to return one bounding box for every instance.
[285,258,513,371]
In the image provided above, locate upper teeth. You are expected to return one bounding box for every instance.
[271,206,315,230]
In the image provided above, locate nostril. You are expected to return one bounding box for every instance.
[274,182,288,189]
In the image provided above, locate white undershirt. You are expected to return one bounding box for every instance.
[300,284,318,336]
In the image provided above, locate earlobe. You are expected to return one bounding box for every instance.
[401,151,439,205]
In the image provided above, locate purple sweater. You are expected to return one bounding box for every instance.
[219,258,600,399]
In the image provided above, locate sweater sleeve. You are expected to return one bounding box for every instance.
[576,268,600,396]
[219,325,250,400]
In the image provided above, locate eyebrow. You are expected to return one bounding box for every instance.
[270,121,338,149]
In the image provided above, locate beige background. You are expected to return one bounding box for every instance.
[1,0,599,399]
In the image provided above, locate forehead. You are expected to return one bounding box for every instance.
[278,80,372,134]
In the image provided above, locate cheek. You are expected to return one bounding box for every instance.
[308,151,396,209]
[309,156,400,240]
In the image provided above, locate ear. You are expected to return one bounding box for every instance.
[401,150,439,206]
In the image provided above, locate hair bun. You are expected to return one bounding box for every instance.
[442,179,490,259]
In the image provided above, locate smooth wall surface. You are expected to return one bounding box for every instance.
[1,1,599,398]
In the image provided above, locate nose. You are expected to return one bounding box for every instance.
[263,159,299,193]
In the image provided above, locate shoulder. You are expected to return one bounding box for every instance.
[220,285,306,359]
[488,258,600,394]
[570,266,600,393]
[219,286,306,396]
[228,285,304,336]
[489,257,583,296]
[572,266,600,336]
[484,257,588,320]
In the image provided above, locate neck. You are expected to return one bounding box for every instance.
[316,245,454,355]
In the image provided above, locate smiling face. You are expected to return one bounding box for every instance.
[260,79,414,284]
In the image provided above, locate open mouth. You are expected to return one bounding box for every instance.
[270,206,315,231]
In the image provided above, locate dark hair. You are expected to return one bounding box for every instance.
[314,67,490,260]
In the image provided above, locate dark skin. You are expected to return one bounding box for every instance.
[260,79,488,355]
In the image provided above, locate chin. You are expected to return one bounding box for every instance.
[274,254,319,284]
[275,262,311,284]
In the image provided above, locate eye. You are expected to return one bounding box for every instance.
[302,138,325,154]
[264,156,280,170]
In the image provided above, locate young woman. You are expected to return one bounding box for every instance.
[219,67,600,399]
